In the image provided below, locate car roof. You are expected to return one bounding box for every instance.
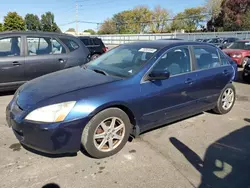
[122,40,216,49]
[0,31,74,38]
[78,36,100,39]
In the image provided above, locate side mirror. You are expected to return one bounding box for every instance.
[148,70,170,81]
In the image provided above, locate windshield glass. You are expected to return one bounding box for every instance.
[86,45,159,78]
[228,41,250,50]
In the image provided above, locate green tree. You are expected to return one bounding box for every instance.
[98,19,116,34]
[0,23,3,32]
[25,14,41,31]
[84,29,96,35]
[66,28,75,32]
[41,12,61,32]
[205,0,223,19]
[131,6,152,33]
[150,6,171,33]
[171,13,187,31]
[242,11,250,30]
[183,7,206,32]
[112,6,152,34]
[3,12,25,31]
[113,10,133,34]
[171,7,205,32]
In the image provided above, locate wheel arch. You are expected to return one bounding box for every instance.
[89,102,139,136]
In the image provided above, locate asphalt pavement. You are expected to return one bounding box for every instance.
[0,76,250,188]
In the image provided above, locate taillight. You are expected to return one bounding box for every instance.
[102,47,108,52]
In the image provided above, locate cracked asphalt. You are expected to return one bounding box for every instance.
[0,74,250,188]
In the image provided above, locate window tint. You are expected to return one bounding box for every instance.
[0,37,21,57]
[80,38,89,45]
[93,38,101,45]
[193,46,221,70]
[153,47,191,76]
[60,38,79,52]
[51,39,66,54]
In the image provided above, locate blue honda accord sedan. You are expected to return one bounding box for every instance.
[6,41,237,158]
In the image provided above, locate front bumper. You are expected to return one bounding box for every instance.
[231,57,242,66]
[6,101,88,154]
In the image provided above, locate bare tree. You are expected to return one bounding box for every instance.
[205,0,223,19]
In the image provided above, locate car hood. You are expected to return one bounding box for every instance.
[223,49,248,54]
[17,67,121,110]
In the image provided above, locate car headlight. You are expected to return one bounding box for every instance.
[25,101,76,123]
[232,54,242,58]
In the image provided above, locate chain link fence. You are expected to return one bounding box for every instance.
[94,31,250,45]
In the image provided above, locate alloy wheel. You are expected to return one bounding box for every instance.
[221,88,235,110]
[93,117,125,152]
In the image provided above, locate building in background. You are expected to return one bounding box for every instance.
[64,31,91,36]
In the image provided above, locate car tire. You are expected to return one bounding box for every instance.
[91,54,100,60]
[242,73,250,84]
[242,57,249,68]
[212,83,236,115]
[81,108,131,158]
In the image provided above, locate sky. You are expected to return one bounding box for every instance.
[0,0,205,32]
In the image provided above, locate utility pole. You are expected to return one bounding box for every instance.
[76,2,78,35]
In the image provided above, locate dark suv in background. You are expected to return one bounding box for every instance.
[0,31,90,91]
[78,36,108,60]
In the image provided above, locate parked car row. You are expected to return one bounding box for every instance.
[196,37,239,49]
[6,39,238,158]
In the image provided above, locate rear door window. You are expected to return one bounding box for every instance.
[60,38,79,52]
[0,37,21,57]
[193,46,221,70]
[27,37,66,56]
[93,38,101,46]
[27,37,50,56]
[80,38,90,46]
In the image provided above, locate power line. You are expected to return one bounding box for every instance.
[59,13,213,27]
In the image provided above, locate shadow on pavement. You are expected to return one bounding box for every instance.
[244,118,250,123]
[42,183,60,188]
[170,121,250,188]
[234,69,249,85]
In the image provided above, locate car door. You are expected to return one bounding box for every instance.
[139,46,199,130]
[191,45,234,109]
[24,36,67,80]
[0,36,26,86]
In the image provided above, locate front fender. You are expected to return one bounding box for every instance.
[65,100,137,124]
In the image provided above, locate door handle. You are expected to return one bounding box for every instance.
[223,70,229,75]
[185,78,193,85]
[12,61,21,66]
[58,59,65,64]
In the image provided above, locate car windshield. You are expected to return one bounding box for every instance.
[85,45,159,78]
[228,41,250,50]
